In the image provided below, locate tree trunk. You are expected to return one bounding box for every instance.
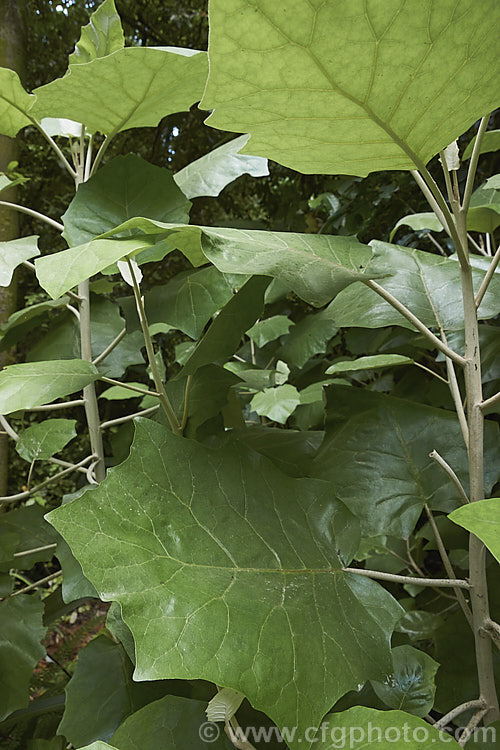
[0,0,25,495]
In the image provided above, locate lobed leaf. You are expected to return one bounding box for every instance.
[201,0,500,176]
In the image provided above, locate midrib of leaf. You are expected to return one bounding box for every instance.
[251,2,467,171]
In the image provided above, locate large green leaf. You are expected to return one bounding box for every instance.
[0,595,46,721]
[16,419,77,462]
[327,241,500,331]
[58,633,167,746]
[0,236,39,287]
[180,276,270,377]
[0,359,99,414]
[109,694,231,750]
[139,266,234,340]
[247,315,294,348]
[201,0,500,177]
[278,308,338,368]
[32,47,207,136]
[98,219,377,307]
[313,385,500,538]
[63,155,191,247]
[0,67,35,137]
[47,419,402,748]
[316,707,459,749]
[449,498,500,564]
[68,0,124,65]
[370,645,439,717]
[35,237,155,299]
[174,134,268,199]
[468,183,500,234]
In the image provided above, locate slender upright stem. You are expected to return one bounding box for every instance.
[462,116,489,215]
[441,329,469,446]
[78,278,106,482]
[126,259,181,435]
[33,120,77,179]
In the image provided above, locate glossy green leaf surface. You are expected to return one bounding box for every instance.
[109,694,232,750]
[370,645,439,717]
[58,633,167,746]
[0,359,99,414]
[313,385,500,538]
[202,0,499,176]
[247,315,294,348]
[449,498,500,564]
[141,266,234,339]
[68,0,124,65]
[326,355,412,375]
[0,595,46,721]
[327,241,500,331]
[317,707,459,748]
[250,384,300,424]
[180,276,270,376]
[47,419,402,747]
[35,237,155,299]
[16,419,77,462]
[174,134,268,198]
[63,155,191,247]
[0,67,34,137]
[99,219,377,307]
[0,236,40,287]
[32,47,207,136]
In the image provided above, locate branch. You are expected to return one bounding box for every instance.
[364,280,466,366]
[429,451,470,505]
[475,245,500,309]
[424,503,473,629]
[9,571,60,598]
[441,330,469,447]
[0,455,95,503]
[434,699,486,731]
[100,376,159,398]
[100,405,160,429]
[92,328,127,365]
[342,566,471,589]
[458,708,489,747]
[462,116,490,215]
[33,120,78,179]
[480,390,500,414]
[26,400,85,412]
[13,543,57,558]
[0,200,64,232]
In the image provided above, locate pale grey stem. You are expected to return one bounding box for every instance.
[365,280,466,366]
[101,405,160,430]
[100,376,160,397]
[485,234,493,257]
[14,543,57,557]
[462,116,489,214]
[480,390,500,414]
[429,451,470,505]
[434,699,486,730]
[0,200,64,232]
[92,328,126,365]
[441,329,469,446]
[84,134,94,181]
[424,503,473,629]
[425,232,446,255]
[27,400,85,411]
[411,170,452,237]
[342,567,470,589]
[9,570,61,598]
[33,120,77,179]
[90,134,112,177]
[226,716,257,750]
[475,245,500,309]
[0,415,18,440]
[458,708,489,747]
[0,455,95,503]
[413,361,449,385]
[467,233,487,255]
[79,278,106,482]
[66,304,80,321]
